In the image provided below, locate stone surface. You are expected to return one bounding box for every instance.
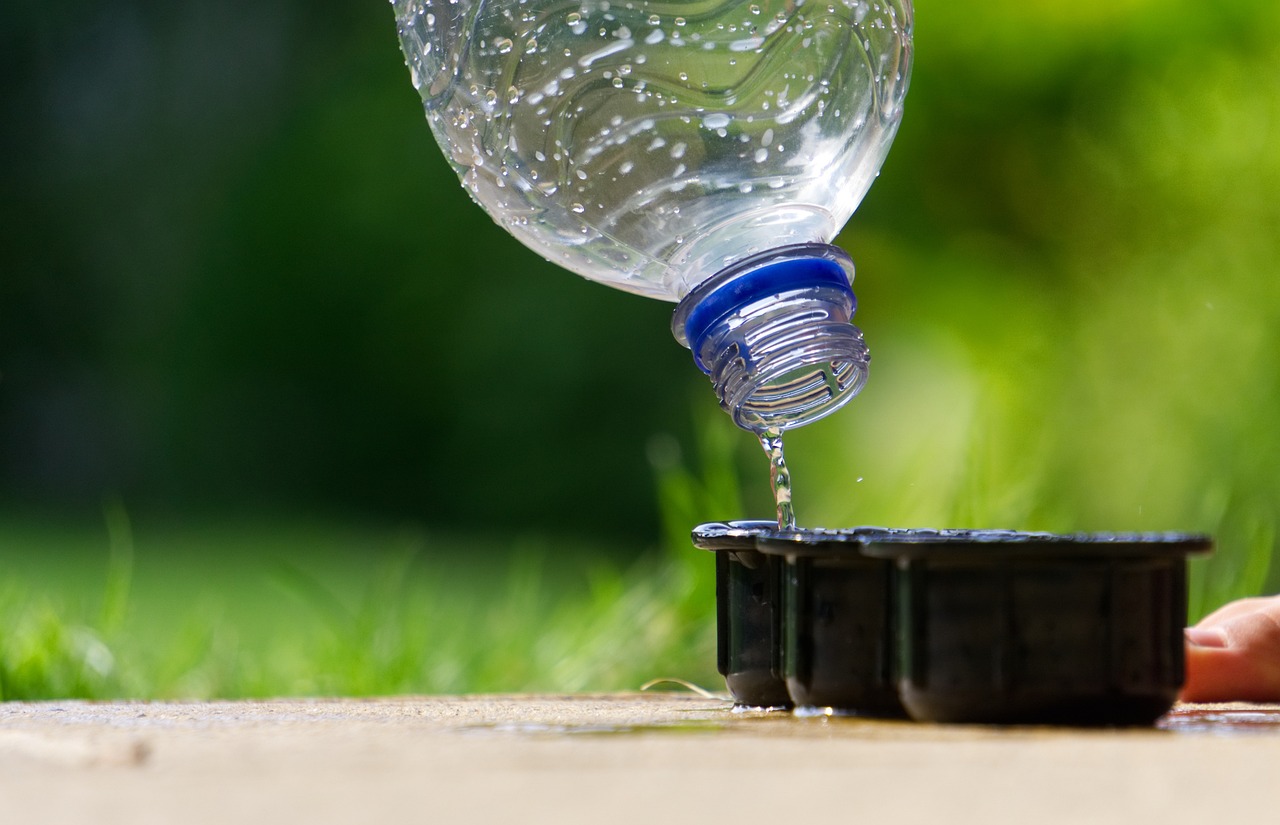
[1,694,1278,823]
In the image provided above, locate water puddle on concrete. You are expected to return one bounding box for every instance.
[459,720,733,737]
[455,702,794,738]
[1158,706,1280,736]
[454,703,1280,739]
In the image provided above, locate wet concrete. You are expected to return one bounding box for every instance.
[1,694,1278,823]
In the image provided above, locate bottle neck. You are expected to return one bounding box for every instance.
[671,244,870,433]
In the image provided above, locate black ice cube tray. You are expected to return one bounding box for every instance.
[693,523,1213,725]
[691,520,792,709]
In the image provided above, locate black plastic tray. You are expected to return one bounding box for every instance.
[756,529,905,718]
[691,521,791,709]
[693,523,1212,725]
[861,529,1212,725]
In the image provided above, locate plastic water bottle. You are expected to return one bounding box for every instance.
[393,0,912,433]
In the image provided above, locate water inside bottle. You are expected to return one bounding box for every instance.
[395,0,911,302]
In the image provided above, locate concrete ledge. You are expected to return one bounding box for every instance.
[2,695,1278,823]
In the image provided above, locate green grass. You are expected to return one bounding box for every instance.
[0,406,752,702]
[1,396,1277,700]
[3,398,1275,701]
[0,503,724,701]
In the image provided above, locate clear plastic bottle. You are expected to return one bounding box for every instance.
[394,0,912,432]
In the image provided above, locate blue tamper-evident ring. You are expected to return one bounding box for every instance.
[683,256,855,373]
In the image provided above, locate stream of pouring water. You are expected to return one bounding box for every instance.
[759,430,796,531]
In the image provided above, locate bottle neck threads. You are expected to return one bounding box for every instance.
[672,244,870,433]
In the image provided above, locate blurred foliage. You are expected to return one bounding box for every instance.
[1,0,693,538]
[780,0,1280,614]
[2,0,1279,623]
[0,510,721,699]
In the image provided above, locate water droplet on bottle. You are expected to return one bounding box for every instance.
[674,16,687,26]
[612,76,624,88]
[619,160,634,174]
[566,12,581,25]
[571,202,586,213]
[670,142,687,159]
[702,112,731,130]
[753,147,768,162]
[648,14,661,25]
[749,4,761,14]
[495,37,513,54]
[507,86,521,104]
[525,37,538,53]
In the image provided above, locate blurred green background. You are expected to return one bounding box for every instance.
[1,0,1278,698]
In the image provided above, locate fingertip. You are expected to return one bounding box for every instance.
[1185,626,1228,649]
[1180,644,1236,702]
